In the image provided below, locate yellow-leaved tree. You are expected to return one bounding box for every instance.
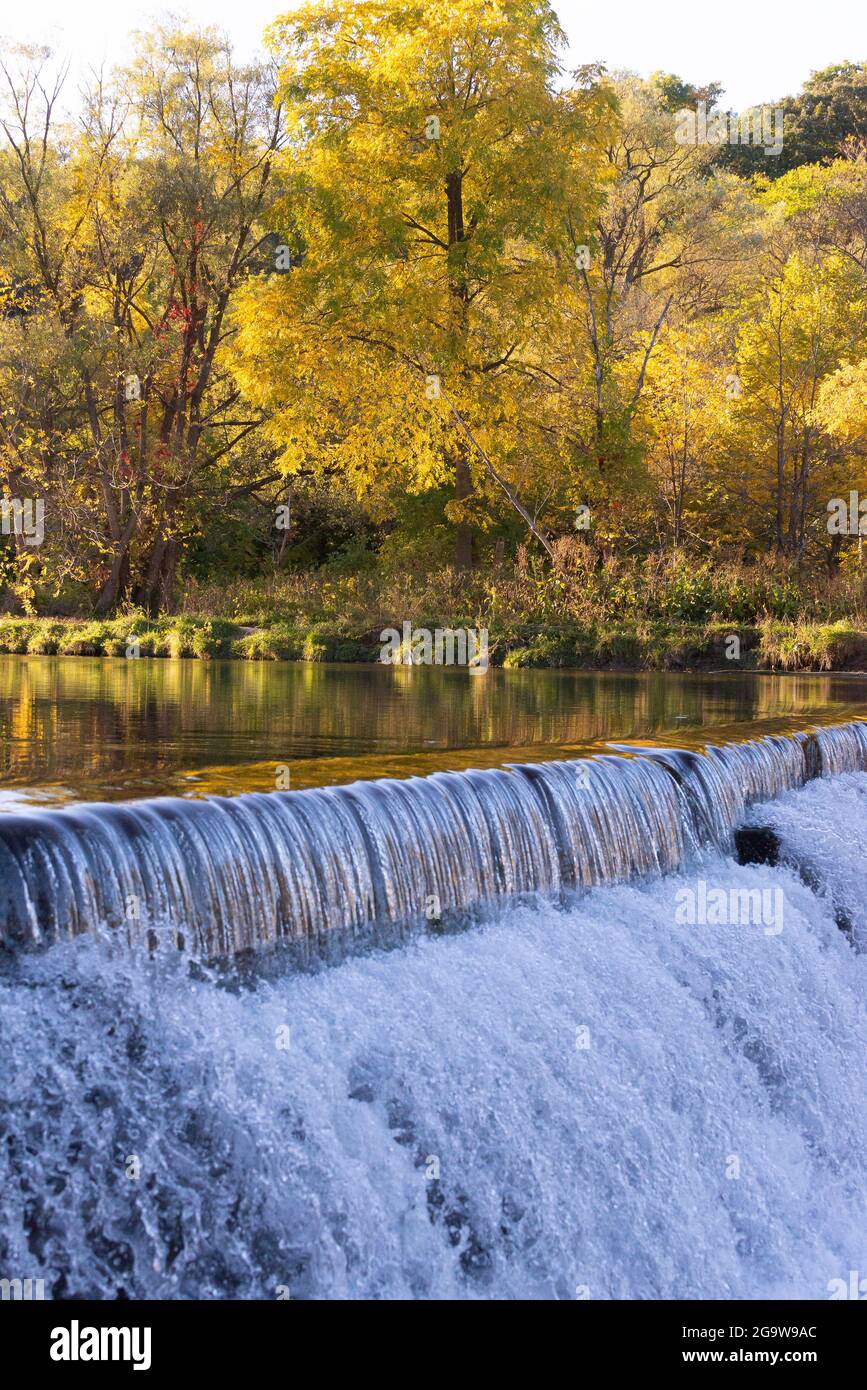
[817,356,867,563]
[723,247,865,562]
[233,0,615,568]
[633,322,734,551]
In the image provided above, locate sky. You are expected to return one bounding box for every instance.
[1,0,865,112]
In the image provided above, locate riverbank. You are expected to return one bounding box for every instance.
[2,614,867,671]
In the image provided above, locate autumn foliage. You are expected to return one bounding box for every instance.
[2,7,867,617]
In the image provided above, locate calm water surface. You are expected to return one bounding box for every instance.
[1,655,866,809]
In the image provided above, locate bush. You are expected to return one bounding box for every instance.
[502,645,536,669]
[331,639,376,662]
[302,632,329,662]
[190,621,229,659]
[156,619,203,659]
[236,624,302,661]
[26,623,63,655]
[0,620,33,654]
[759,620,867,670]
[57,623,109,656]
[4,554,866,672]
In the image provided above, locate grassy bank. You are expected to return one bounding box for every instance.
[2,614,866,671]
[4,560,867,671]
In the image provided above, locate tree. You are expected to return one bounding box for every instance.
[234,0,615,569]
[634,322,730,550]
[719,62,867,179]
[722,247,864,560]
[816,355,867,566]
[520,73,753,553]
[0,27,285,613]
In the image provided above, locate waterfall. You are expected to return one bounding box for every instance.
[2,770,866,1299]
[1,720,865,957]
[2,731,867,1298]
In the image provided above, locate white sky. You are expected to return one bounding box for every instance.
[1,1,865,112]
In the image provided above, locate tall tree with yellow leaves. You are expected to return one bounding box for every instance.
[234,0,615,568]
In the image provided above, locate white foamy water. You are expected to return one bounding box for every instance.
[1,772,865,1300]
[745,771,867,941]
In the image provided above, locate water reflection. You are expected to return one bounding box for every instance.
[1,655,866,808]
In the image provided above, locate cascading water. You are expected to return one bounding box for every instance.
[2,719,866,1300]
[741,769,867,940]
[1,764,866,1299]
[1,719,865,957]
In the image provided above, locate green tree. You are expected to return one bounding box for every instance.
[720,62,867,178]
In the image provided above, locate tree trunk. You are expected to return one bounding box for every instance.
[159,539,180,614]
[445,166,475,572]
[775,421,786,554]
[826,531,843,575]
[454,450,474,571]
[94,547,131,615]
[136,536,167,617]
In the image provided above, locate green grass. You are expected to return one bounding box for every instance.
[757,620,867,671]
[1,612,865,670]
[175,555,866,633]
[2,557,865,670]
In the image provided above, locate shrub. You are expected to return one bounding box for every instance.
[190,621,226,660]
[302,632,329,662]
[331,639,376,662]
[58,623,108,656]
[502,645,535,669]
[236,624,302,661]
[0,620,33,654]
[26,624,63,655]
[760,620,867,671]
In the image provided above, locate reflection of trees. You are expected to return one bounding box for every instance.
[0,657,860,797]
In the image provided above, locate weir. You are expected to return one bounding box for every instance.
[0,720,865,957]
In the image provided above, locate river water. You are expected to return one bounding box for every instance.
[2,655,867,807]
